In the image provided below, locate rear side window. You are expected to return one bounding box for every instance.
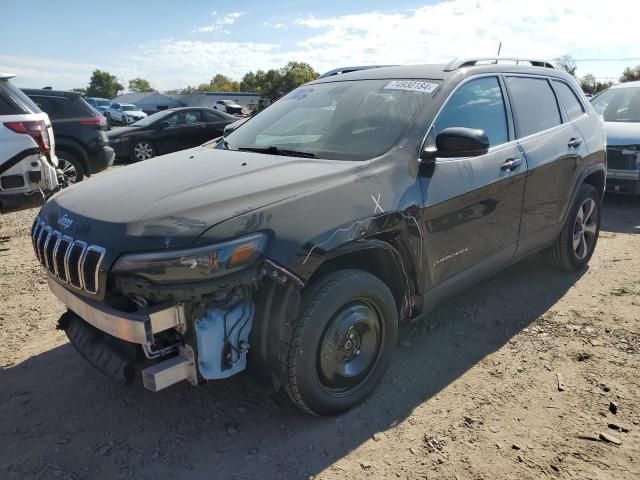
[30,96,66,118]
[506,77,561,137]
[553,81,585,121]
[0,80,42,114]
[435,76,509,147]
[205,110,224,122]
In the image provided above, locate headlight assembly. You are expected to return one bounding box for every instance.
[112,232,268,283]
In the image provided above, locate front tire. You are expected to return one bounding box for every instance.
[131,140,156,161]
[546,183,601,271]
[285,269,398,416]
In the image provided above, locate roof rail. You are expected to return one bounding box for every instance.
[444,57,555,71]
[318,65,397,79]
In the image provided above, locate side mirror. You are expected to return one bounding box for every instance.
[420,127,489,162]
[223,117,249,136]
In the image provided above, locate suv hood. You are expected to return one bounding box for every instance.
[39,146,360,254]
[605,121,640,146]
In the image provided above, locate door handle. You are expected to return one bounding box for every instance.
[500,157,523,171]
[568,137,583,148]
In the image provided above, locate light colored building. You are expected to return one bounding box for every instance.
[111,92,181,114]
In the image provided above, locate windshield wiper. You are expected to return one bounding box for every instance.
[237,146,317,158]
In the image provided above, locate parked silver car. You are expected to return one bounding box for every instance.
[591,81,640,195]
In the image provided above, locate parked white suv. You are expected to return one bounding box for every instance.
[0,74,59,213]
[104,102,147,125]
[213,99,243,115]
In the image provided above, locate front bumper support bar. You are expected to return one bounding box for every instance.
[48,277,185,344]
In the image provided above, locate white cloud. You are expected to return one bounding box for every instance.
[191,11,244,34]
[263,21,287,30]
[5,0,639,91]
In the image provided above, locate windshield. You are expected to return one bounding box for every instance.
[591,86,640,122]
[122,105,137,111]
[97,100,111,107]
[224,79,439,160]
[130,109,170,127]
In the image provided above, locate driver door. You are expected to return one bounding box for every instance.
[419,75,527,301]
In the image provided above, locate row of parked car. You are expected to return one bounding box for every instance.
[0,74,240,213]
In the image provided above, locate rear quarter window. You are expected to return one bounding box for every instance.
[1,81,42,114]
[552,80,585,121]
[506,77,561,138]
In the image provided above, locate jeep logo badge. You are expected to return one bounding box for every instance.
[58,214,74,230]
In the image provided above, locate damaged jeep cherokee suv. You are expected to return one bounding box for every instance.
[33,58,606,416]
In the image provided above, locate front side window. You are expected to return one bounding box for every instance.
[434,76,509,147]
[591,86,640,122]
[553,80,585,121]
[225,79,439,160]
[506,77,561,137]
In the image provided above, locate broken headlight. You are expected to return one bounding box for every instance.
[112,232,268,283]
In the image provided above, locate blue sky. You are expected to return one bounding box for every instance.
[1,0,638,91]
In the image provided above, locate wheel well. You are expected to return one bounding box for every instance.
[307,247,411,318]
[584,169,605,198]
[56,141,89,175]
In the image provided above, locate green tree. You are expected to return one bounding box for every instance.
[71,87,87,95]
[240,62,318,100]
[580,73,613,95]
[553,54,578,77]
[86,70,124,98]
[619,65,640,83]
[128,77,154,92]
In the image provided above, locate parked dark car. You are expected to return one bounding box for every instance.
[108,107,236,161]
[591,81,640,195]
[33,58,606,416]
[23,89,114,184]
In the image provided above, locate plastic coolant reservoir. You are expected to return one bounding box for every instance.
[195,298,255,379]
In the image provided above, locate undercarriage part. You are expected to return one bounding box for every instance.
[195,296,255,379]
[58,310,141,384]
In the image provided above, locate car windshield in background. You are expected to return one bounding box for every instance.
[130,110,169,127]
[223,79,440,161]
[591,86,640,122]
[122,105,137,111]
[97,100,111,107]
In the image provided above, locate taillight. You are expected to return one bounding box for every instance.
[4,120,51,153]
[79,116,107,127]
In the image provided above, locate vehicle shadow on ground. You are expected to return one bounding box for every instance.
[601,194,640,234]
[0,255,585,479]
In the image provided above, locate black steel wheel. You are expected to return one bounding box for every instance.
[285,269,398,416]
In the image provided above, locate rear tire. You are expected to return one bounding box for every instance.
[546,183,600,271]
[56,151,85,184]
[285,269,398,416]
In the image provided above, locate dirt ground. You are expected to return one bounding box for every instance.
[0,191,638,480]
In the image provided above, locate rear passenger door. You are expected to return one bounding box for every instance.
[504,76,587,253]
[420,75,526,295]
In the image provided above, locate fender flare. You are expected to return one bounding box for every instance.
[561,162,606,225]
[55,137,91,176]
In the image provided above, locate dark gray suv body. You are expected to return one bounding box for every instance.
[33,58,606,416]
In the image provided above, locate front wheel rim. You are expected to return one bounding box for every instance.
[134,142,154,160]
[573,197,597,260]
[317,299,383,396]
[58,158,77,184]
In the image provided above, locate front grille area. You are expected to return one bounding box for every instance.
[607,147,638,171]
[31,218,106,294]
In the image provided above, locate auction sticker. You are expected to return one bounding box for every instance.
[384,80,438,93]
